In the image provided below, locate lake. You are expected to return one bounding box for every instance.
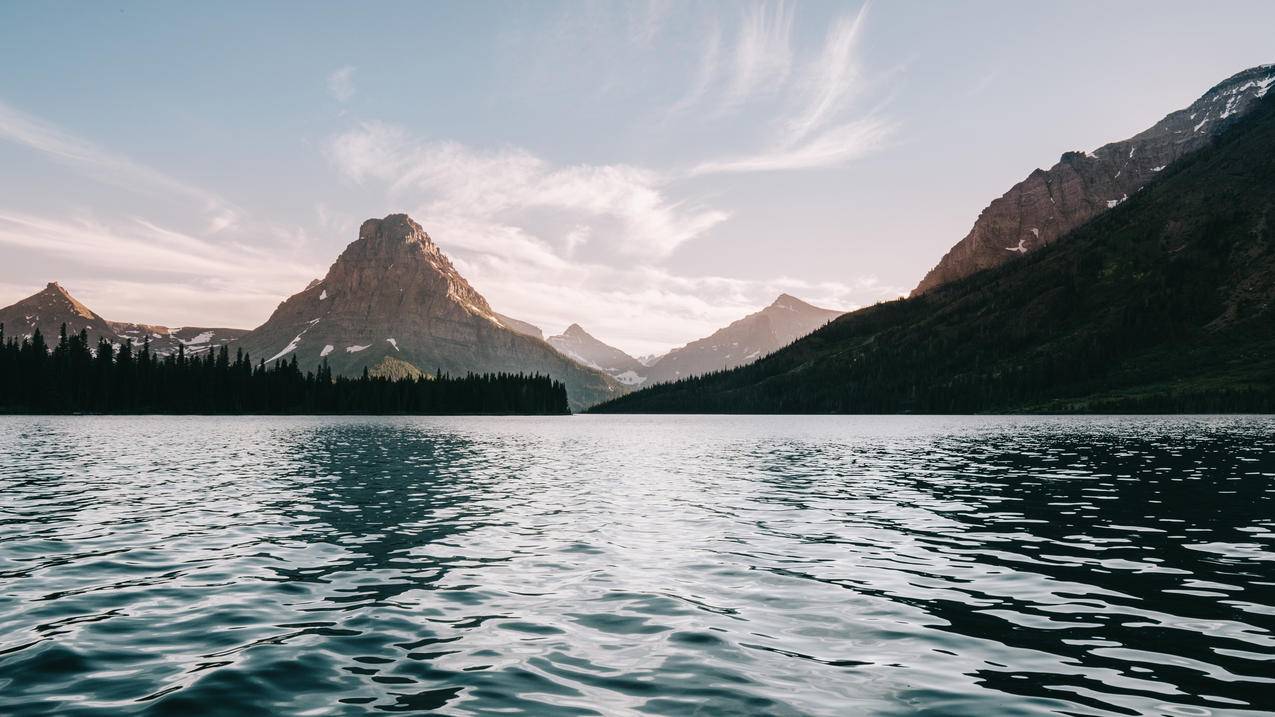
[1,415,1273,715]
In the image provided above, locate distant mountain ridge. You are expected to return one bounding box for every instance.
[547,324,649,386]
[232,214,621,410]
[0,282,244,355]
[495,313,544,341]
[913,64,1275,295]
[640,294,843,384]
[595,88,1275,413]
[547,294,844,387]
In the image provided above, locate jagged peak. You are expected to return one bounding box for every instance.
[358,213,433,246]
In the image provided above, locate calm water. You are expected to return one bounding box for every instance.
[1,415,1274,716]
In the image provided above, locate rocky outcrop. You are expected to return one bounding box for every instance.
[547,324,649,386]
[642,293,843,384]
[913,64,1275,295]
[233,214,621,410]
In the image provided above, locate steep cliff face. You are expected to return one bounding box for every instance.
[913,65,1275,296]
[234,214,620,410]
[642,294,843,384]
[548,324,648,386]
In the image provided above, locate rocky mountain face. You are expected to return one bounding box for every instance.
[233,214,621,410]
[596,89,1275,413]
[913,64,1275,296]
[547,324,649,386]
[0,282,117,345]
[0,282,243,355]
[642,294,843,384]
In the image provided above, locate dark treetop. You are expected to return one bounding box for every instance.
[0,325,568,415]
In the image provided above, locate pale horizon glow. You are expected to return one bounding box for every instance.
[1,2,1272,355]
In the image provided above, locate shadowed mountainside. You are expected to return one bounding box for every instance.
[594,92,1275,414]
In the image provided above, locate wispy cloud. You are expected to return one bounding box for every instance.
[665,21,723,118]
[727,1,794,107]
[0,211,322,327]
[666,2,891,176]
[418,212,900,355]
[691,117,892,175]
[326,121,728,258]
[320,121,900,354]
[628,0,674,47]
[784,5,869,143]
[327,65,356,103]
[0,100,237,219]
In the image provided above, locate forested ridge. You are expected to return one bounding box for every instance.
[594,93,1275,414]
[0,325,569,415]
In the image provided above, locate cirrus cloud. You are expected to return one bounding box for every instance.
[325,121,729,258]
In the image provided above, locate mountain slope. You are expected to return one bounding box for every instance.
[642,294,843,384]
[494,313,543,340]
[594,92,1275,414]
[913,64,1275,296]
[547,324,648,386]
[0,282,117,345]
[234,214,621,410]
[0,282,246,356]
[108,322,246,356]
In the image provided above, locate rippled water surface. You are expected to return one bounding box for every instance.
[2,415,1275,716]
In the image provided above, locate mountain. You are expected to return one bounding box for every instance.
[494,313,543,340]
[0,282,118,345]
[547,324,648,386]
[912,64,1275,296]
[641,294,843,384]
[0,282,243,355]
[108,322,246,356]
[233,214,621,410]
[594,89,1275,414]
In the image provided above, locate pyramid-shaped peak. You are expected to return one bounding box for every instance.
[769,293,814,310]
[564,323,589,336]
[34,281,98,320]
[358,214,433,246]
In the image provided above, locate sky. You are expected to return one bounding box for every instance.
[1,1,1273,355]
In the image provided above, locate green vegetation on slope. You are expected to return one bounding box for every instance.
[594,95,1275,414]
[368,355,427,381]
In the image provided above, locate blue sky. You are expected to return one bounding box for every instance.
[2,1,1273,354]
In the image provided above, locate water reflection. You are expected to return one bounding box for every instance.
[0,415,1272,715]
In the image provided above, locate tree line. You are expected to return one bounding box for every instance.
[0,324,569,415]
